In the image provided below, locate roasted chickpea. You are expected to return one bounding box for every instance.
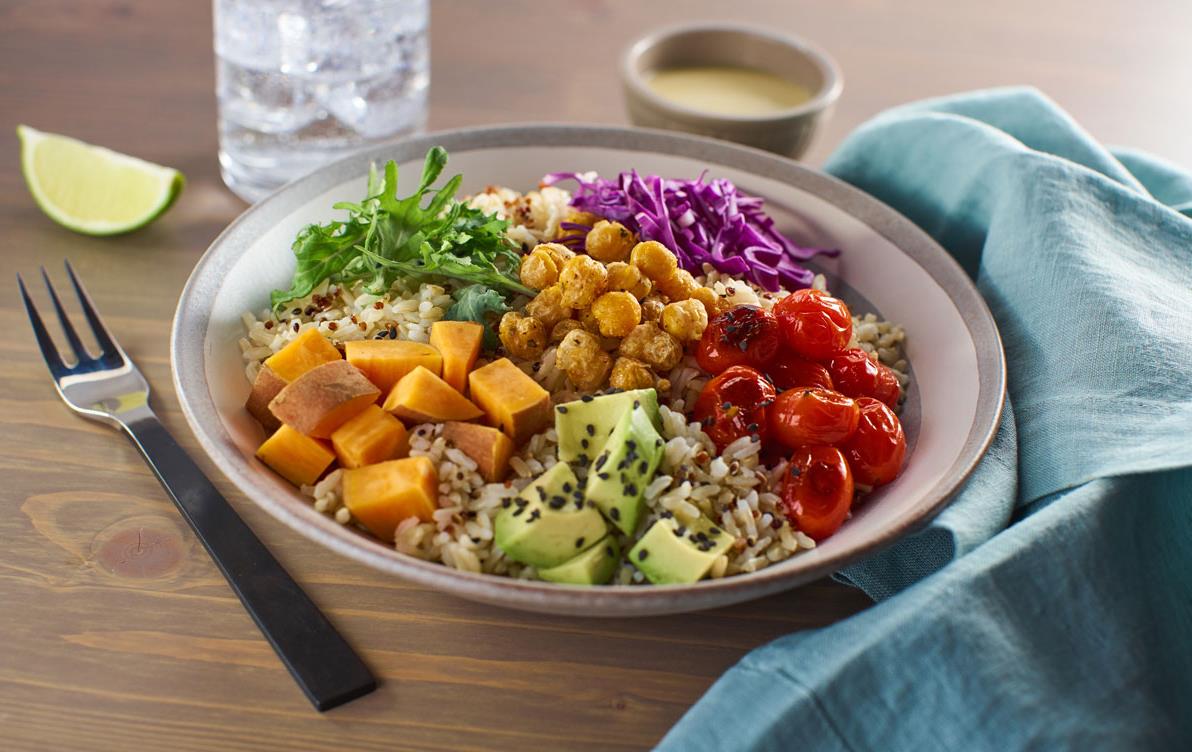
[656,268,699,301]
[619,322,683,372]
[519,245,560,290]
[690,286,721,317]
[630,240,679,281]
[550,318,583,343]
[553,210,601,244]
[539,241,574,268]
[579,306,602,334]
[584,220,636,263]
[524,284,569,328]
[610,356,655,391]
[558,254,608,309]
[590,291,641,338]
[557,329,612,391]
[498,312,546,360]
[606,261,653,299]
[661,299,709,341]
[640,296,665,322]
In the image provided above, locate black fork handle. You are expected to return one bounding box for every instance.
[121,411,376,711]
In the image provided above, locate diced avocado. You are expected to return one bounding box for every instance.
[538,534,621,585]
[494,462,608,569]
[585,406,664,535]
[628,514,734,585]
[555,388,660,464]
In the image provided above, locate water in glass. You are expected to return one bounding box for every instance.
[214,0,429,202]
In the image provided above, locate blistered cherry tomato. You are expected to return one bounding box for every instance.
[826,348,901,408]
[773,289,852,360]
[841,397,906,486]
[769,387,860,448]
[769,353,834,391]
[693,365,776,451]
[781,445,854,541]
[695,305,781,374]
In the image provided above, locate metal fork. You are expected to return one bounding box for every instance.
[19,261,376,711]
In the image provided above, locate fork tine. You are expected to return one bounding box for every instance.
[40,266,91,362]
[63,259,120,359]
[17,273,67,375]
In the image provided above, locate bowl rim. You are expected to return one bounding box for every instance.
[621,22,845,125]
[171,123,1004,615]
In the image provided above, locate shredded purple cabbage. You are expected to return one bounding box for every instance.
[542,170,838,291]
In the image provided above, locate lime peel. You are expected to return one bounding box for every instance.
[17,125,184,236]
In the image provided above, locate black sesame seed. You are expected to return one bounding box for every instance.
[537,487,548,500]
[638,461,649,474]
[673,525,687,537]
[661,510,674,518]
[581,438,589,449]
[501,499,512,508]
[637,549,649,561]
[595,454,608,470]
[709,527,722,536]
[575,537,585,549]
[512,506,526,517]
[562,482,573,493]
[625,483,638,496]
[610,508,621,521]
[582,395,594,402]
[557,405,569,413]
[586,424,596,436]
[721,401,732,410]
[598,472,610,481]
[633,400,641,408]
[577,454,590,465]
[605,545,614,556]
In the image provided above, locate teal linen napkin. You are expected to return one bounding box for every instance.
[659,88,1192,751]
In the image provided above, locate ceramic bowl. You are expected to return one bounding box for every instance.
[171,124,1003,617]
[621,23,843,158]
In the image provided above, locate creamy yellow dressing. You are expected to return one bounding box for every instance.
[646,66,813,116]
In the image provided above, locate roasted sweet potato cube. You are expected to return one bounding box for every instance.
[342,456,438,541]
[382,366,484,423]
[263,328,342,382]
[345,339,442,394]
[468,358,552,445]
[331,405,410,469]
[442,421,514,482]
[268,360,381,438]
[245,365,286,432]
[255,425,336,487]
[429,321,484,393]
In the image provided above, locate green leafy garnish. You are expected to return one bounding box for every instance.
[446,284,510,349]
[271,147,532,310]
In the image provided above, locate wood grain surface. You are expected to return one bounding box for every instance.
[2,1,1189,749]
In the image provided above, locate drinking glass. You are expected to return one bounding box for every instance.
[214,0,429,202]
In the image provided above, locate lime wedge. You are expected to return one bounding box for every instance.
[17,125,184,236]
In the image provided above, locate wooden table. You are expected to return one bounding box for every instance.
[2,1,1189,749]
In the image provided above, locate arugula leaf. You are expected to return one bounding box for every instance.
[445,284,510,350]
[271,147,532,310]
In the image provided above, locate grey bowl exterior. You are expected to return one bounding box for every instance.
[171,124,1004,617]
[621,23,843,158]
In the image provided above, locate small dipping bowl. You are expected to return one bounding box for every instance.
[622,23,843,159]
